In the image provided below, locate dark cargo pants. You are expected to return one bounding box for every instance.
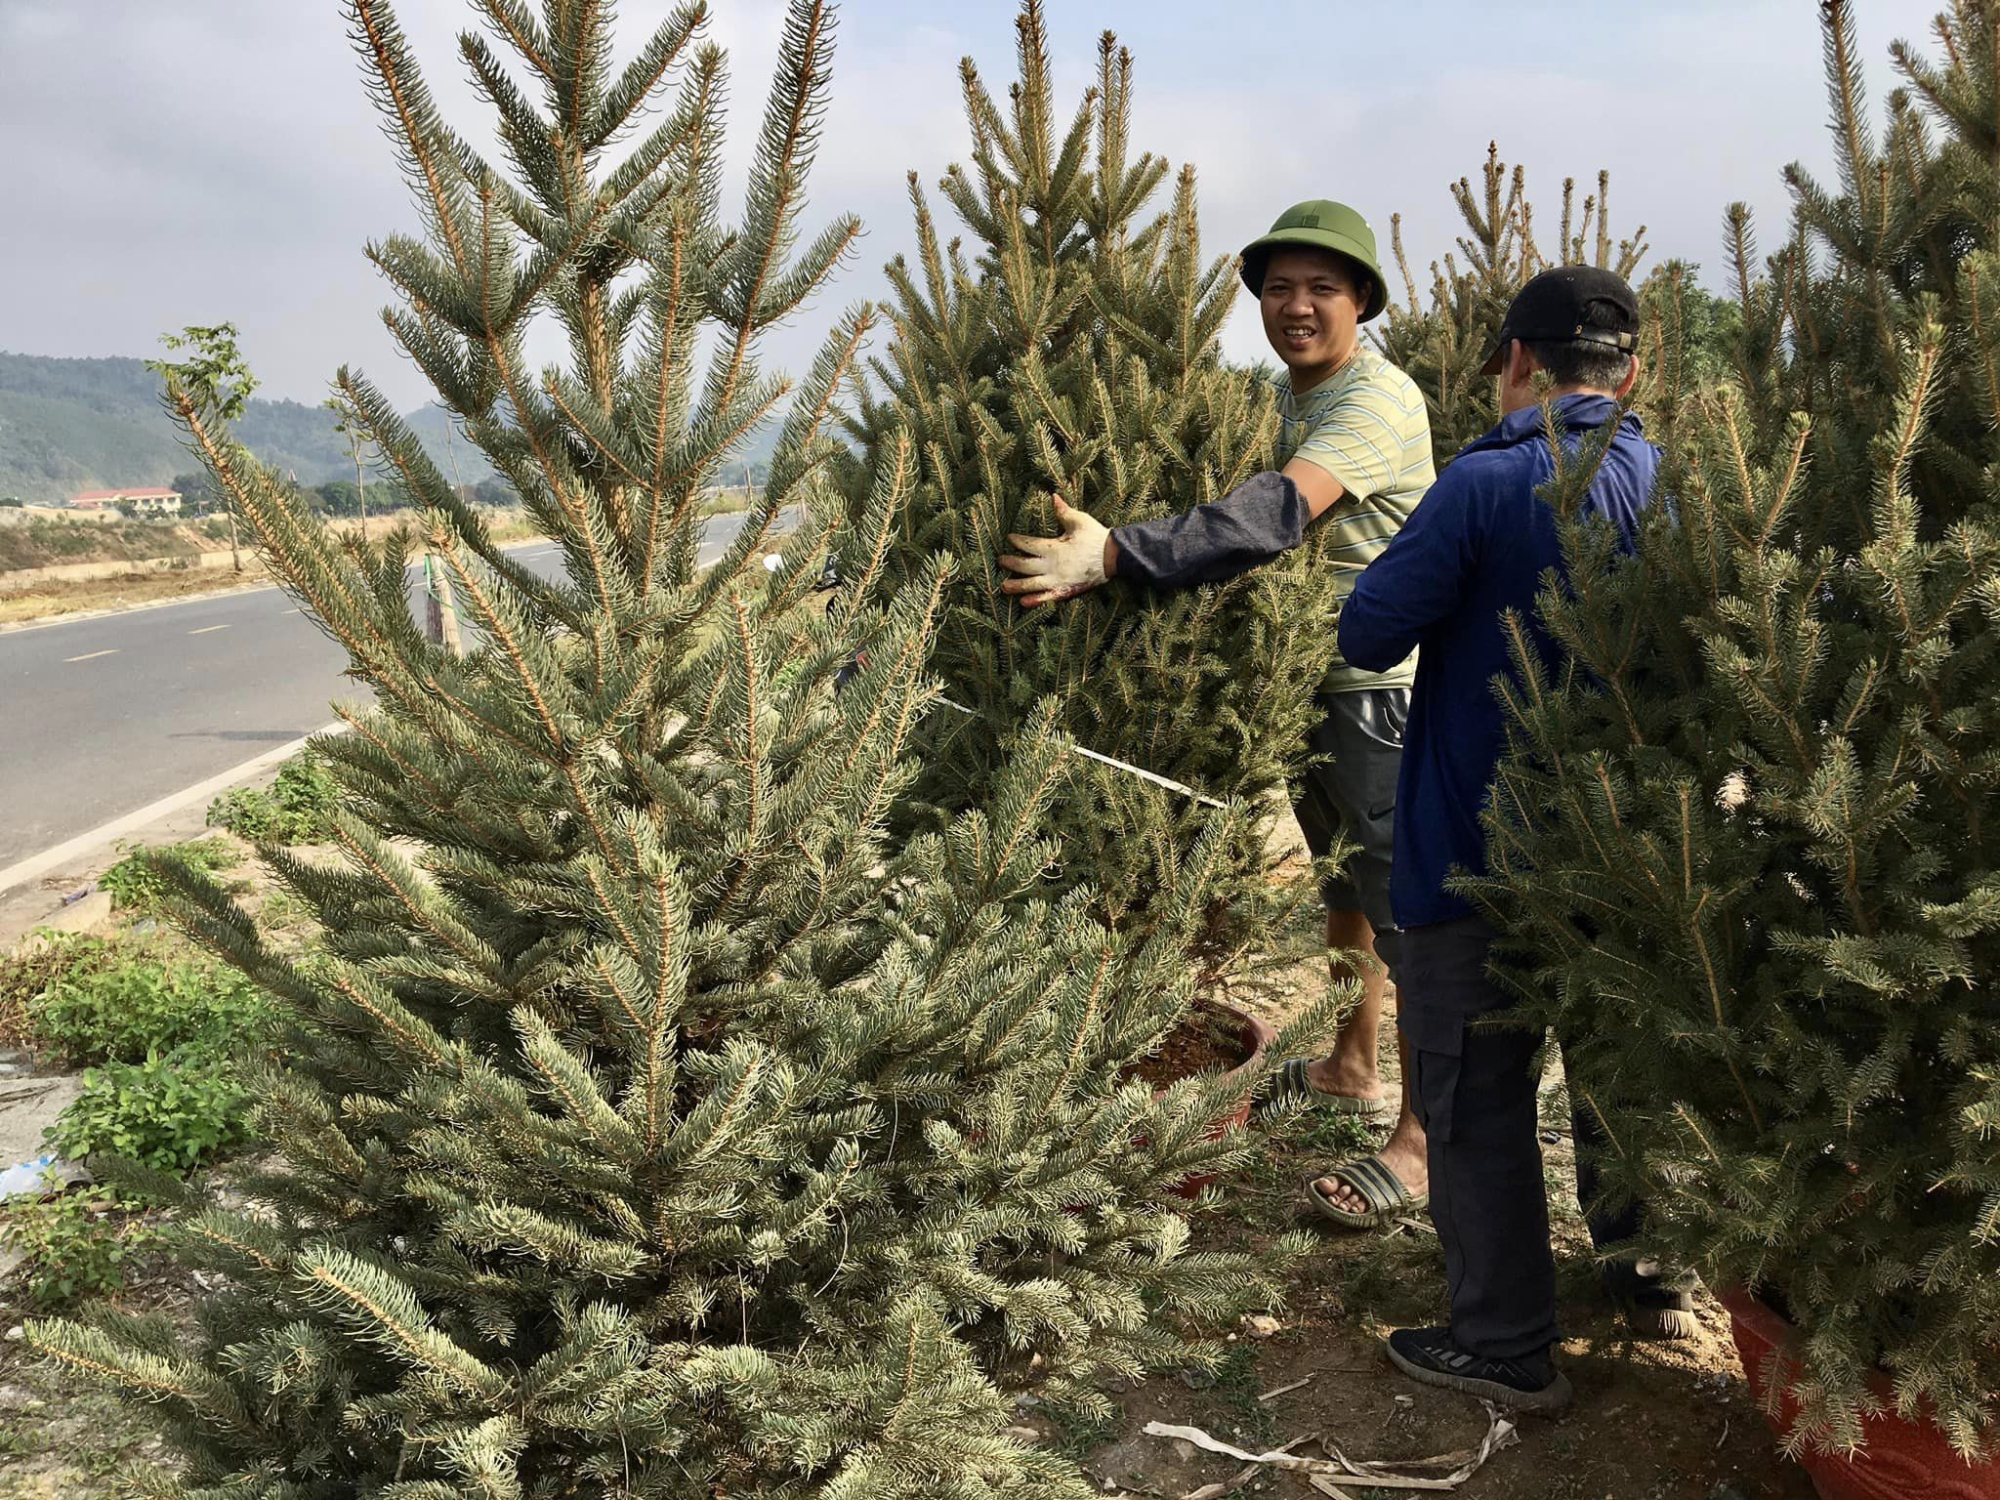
[1389,915,1640,1359]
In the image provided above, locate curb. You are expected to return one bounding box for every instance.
[0,721,350,901]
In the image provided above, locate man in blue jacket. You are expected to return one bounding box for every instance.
[1340,267,1683,1411]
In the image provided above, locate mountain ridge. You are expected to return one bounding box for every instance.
[0,349,499,503]
[0,350,780,504]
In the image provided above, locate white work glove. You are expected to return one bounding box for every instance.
[999,495,1112,607]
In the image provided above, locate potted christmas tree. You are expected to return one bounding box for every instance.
[1468,3,2000,1492]
[839,2,1343,1014]
[24,3,1329,1493]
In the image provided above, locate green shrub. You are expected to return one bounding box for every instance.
[26,944,273,1175]
[30,949,272,1068]
[205,753,340,844]
[98,837,239,913]
[0,1194,156,1308]
[1,933,123,1050]
[50,1048,254,1173]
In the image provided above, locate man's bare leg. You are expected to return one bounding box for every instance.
[1306,908,1393,1104]
[1311,908,1429,1216]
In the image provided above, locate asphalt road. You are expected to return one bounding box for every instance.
[0,513,765,867]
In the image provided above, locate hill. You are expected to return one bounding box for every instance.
[0,351,499,503]
[0,350,785,503]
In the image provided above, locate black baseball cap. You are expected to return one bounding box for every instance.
[1478,265,1640,377]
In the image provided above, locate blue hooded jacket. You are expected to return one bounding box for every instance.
[1338,394,1663,929]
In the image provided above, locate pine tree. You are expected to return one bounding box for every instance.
[1374,145,1649,460]
[840,2,1342,984]
[1468,0,2000,1458]
[26,4,1329,1494]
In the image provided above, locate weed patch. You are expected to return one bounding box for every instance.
[0,935,126,1051]
[206,752,340,844]
[15,940,273,1176]
[50,1050,254,1173]
[98,837,240,913]
[0,1193,157,1308]
[30,947,271,1069]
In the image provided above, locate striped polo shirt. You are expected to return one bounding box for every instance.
[1277,345,1434,692]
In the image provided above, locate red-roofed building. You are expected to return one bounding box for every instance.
[70,487,182,516]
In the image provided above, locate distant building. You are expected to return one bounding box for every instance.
[70,487,182,517]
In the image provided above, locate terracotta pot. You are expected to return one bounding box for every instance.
[1719,1287,2000,1500]
[1151,997,1276,1199]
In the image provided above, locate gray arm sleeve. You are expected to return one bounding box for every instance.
[1107,470,1312,590]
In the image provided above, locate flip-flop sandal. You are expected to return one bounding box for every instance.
[1261,1059,1395,1119]
[1301,1154,1429,1230]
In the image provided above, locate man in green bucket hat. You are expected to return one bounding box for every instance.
[1001,200,1437,1233]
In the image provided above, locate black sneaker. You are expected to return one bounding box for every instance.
[1384,1326,1573,1412]
[1602,1260,1699,1340]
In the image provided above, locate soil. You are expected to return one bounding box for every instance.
[0,509,553,626]
[1124,1004,1256,1092]
[0,519,215,574]
[0,1238,197,1496]
[1022,965,1821,1500]
[1047,1290,1814,1500]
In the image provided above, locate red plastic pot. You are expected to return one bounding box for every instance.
[1719,1287,2000,1500]
[1155,998,1276,1199]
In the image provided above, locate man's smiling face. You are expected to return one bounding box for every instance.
[1258,247,1364,377]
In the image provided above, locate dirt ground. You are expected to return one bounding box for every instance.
[0,844,1817,1500]
[1014,1023,1820,1500]
[0,834,321,1497]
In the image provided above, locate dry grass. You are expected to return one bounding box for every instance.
[0,565,273,625]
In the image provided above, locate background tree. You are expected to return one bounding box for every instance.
[841,2,1342,987]
[322,388,373,540]
[169,470,217,510]
[148,324,254,570]
[1374,146,1649,460]
[27,2,1326,1495]
[1468,0,2000,1458]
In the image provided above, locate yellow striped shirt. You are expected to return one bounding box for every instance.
[1277,346,1435,692]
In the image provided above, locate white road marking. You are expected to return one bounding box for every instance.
[0,721,350,898]
[187,625,231,635]
[64,649,118,663]
[282,608,301,615]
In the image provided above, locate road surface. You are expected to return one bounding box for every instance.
[0,513,768,867]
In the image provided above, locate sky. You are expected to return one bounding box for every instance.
[0,0,1952,411]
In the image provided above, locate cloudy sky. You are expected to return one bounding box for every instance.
[0,0,1949,410]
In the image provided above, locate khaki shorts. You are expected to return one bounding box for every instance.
[1292,686,1407,931]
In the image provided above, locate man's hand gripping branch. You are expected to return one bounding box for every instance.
[999,495,1115,608]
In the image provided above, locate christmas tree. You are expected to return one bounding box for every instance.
[840,2,1342,981]
[26,4,1325,1494]
[1468,0,2000,1457]
[1374,145,1649,460]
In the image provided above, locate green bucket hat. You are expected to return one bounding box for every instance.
[1240,200,1389,322]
